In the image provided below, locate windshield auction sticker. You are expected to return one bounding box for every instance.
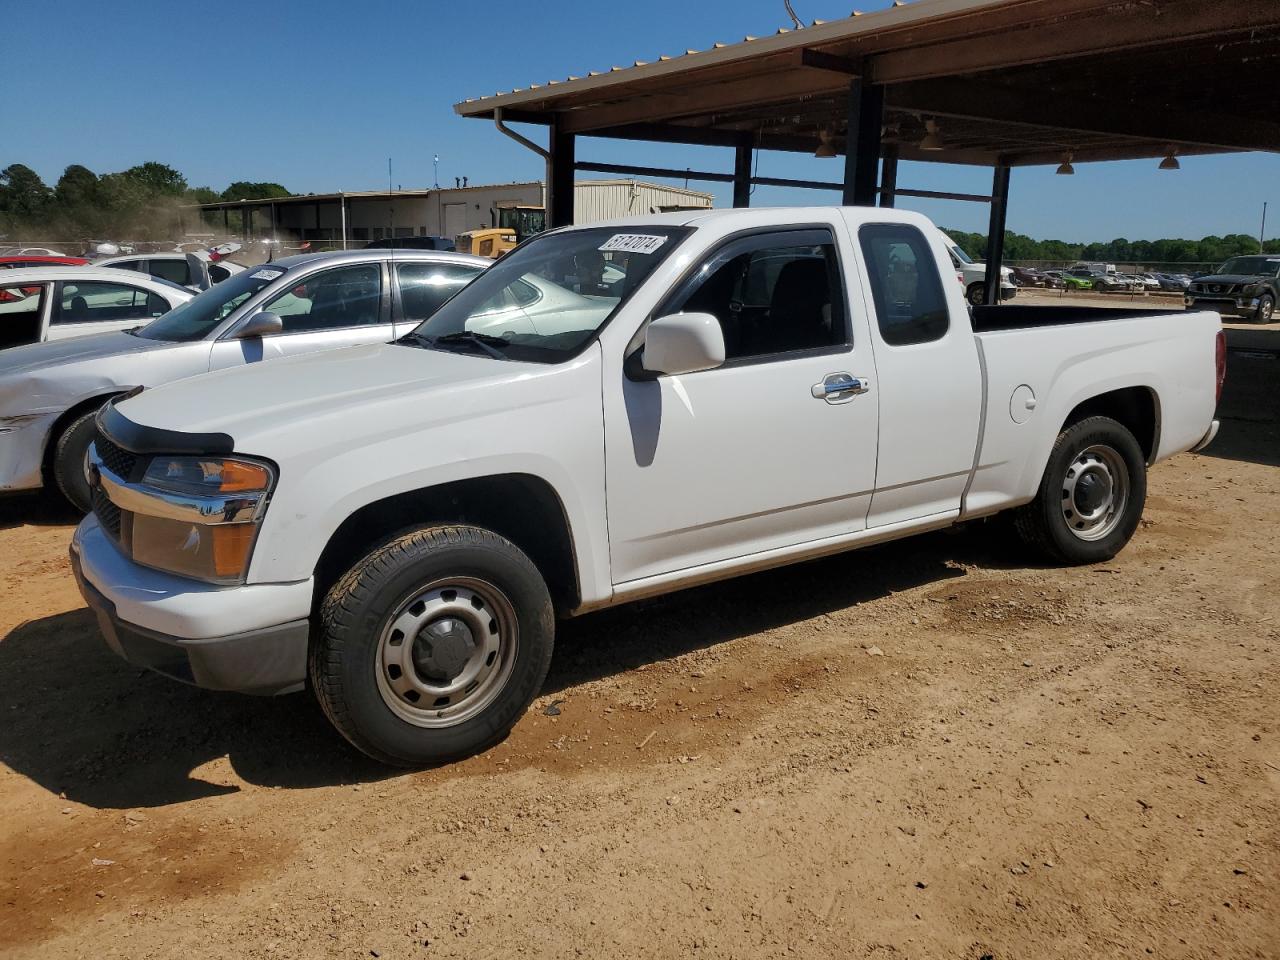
[250,268,285,280]
[599,234,667,255]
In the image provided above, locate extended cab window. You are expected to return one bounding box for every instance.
[663,229,847,361]
[858,224,949,346]
[395,261,482,323]
[55,280,167,324]
[263,263,383,333]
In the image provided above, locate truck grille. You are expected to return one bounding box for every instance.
[96,433,139,481]
[92,484,123,541]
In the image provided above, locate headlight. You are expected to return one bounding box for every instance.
[93,452,276,585]
[142,456,273,496]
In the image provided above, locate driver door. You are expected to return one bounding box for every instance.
[602,226,880,585]
[208,261,392,370]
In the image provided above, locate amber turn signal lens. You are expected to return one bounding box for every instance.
[218,460,272,492]
[212,524,257,578]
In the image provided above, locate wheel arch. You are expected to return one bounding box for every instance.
[313,473,582,618]
[40,390,130,482]
[1060,385,1161,464]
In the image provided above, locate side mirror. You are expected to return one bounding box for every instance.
[235,311,283,339]
[641,312,725,377]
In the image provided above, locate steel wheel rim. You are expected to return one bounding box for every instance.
[1061,443,1129,542]
[374,577,519,729]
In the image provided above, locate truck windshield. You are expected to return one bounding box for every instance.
[403,226,689,363]
[1218,257,1280,277]
[134,265,286,342]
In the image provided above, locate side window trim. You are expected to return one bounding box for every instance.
[643,225,853,371]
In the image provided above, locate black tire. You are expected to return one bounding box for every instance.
[967,282,986,306]
[52,410,99,513]
[1254,293,1275,324]
[309,525,555,766]
[1013,416,1147,565]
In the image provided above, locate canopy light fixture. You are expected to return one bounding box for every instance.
[814,128,838,158]
[1055,152,1075,176]
[918,119,944,151]
[1159,149,1181,171]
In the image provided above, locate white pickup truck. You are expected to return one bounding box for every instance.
[70,207,1224,766]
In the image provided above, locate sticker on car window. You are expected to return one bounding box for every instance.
[250,268,284,280]
[599,234,667,255]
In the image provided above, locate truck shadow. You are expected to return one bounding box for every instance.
[0,492,80,531]
[0,525,1021,810]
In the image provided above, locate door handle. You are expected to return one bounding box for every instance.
[811,373,871,403]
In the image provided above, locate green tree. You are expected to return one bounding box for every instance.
[221,181,291,202]
[0,163,52,221]
[121,161,187,196]
[55,164,100,208]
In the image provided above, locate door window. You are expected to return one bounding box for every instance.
[395,261,481,323]
[55,280,168,324]
[0,283,47,348]
[660,229,847,362]
[261,263,383,333]
[148,258,192,286]
[858,224,950,346]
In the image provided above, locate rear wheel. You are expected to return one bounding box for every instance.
[1254,293,1274,324]
[1014,416,1147,565]
[310,525,554,766]
[52,410,99,513]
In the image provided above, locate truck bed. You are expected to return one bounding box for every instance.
[971,304,1176,333]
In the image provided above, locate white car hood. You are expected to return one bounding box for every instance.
[114,341,550,453]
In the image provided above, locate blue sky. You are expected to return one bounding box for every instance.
[1,0,1274,242]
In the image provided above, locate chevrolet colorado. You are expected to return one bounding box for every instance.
[70,207,1224,765]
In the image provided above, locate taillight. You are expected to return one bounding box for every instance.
[1215,329,1226,405]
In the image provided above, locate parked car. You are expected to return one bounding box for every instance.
[364,236,456,252]
[0,250,487,510]
[5,246,67,256]
[1185,254,1280,322]
[69,207,1223,766]
[1062,268,1099,289]
[1156,273,1190,292]
[0,267,192,351]
[0,255,90,270]
[94,252,245,291]
[940,235,1017,305]
[1009,265,1047,287]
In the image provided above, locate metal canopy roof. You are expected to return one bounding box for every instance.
[455,0,1280,166]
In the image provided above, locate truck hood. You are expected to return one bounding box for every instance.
[115,341,541,452]
[1194,274,1271,285]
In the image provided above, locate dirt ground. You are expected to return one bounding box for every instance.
[1,319,1277,960]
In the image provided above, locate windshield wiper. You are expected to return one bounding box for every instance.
[431,330,512,360]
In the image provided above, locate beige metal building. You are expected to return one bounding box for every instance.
[189,179,712,248]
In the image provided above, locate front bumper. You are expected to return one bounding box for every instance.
[0,411,58,492]
[1186,295,1259,318]
[71,514,313,695]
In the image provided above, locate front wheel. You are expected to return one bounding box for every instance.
[310,525,555,766]
[1254,294,1275,324]
[967,282,986,306]
[1014,416,1147,565]
[52,410,99,513]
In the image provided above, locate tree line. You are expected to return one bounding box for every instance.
[945,227,1279,266]
[0,162,290,242]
